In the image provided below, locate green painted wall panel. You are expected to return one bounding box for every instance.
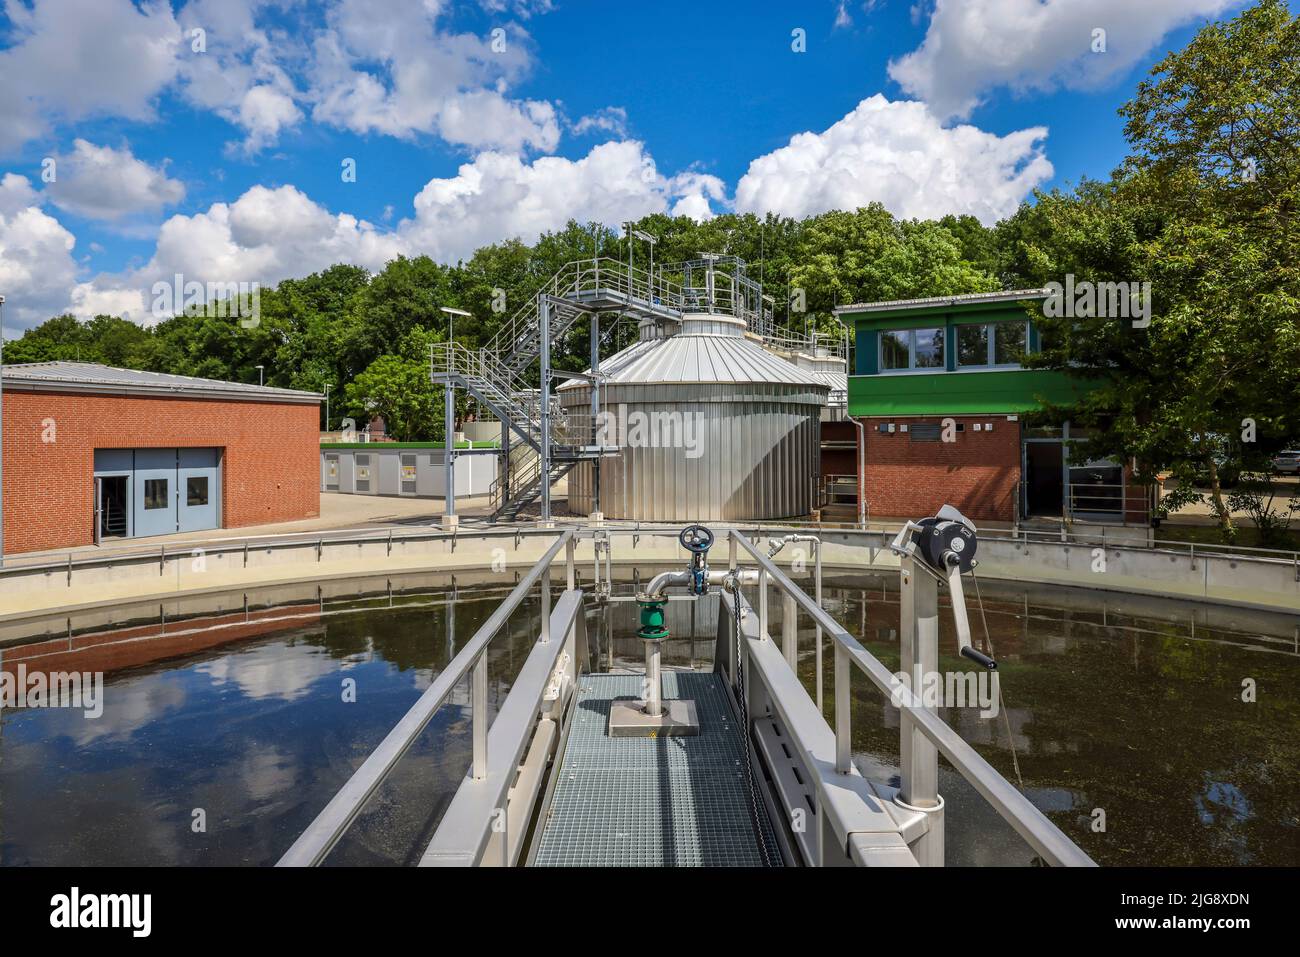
[847,369,1091,416]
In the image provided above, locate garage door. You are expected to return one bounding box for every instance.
[94,448,222,540]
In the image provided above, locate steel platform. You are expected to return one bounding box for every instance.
[530,671,780,867]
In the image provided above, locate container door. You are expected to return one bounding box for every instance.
[134,448,179,537]
[324,454,340,491]
[178,448,219,533]
[400,453,417,495]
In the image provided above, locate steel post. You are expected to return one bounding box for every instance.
[899,554,943,865]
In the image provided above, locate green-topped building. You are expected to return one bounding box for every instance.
[833,289,1142,525]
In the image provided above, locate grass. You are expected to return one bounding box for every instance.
[1154,522,1300,552]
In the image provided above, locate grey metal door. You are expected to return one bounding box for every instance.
[134,448,179,537]
[178,448,219,533]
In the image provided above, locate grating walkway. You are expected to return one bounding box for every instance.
[531,671,780,867]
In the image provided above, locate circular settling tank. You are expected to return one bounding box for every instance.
[558,313,829,521]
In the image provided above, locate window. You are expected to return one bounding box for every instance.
[187,477,209,507]
[954,321,1030,367]
[144,478,169,510]
[879,328,945,372]
[994,322,1028,365]
[914,328,944,368]
[880,330,909,370]
[957,325,989,367]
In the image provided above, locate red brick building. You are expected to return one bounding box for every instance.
[1,362,323,555]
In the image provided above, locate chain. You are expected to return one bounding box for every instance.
[730,581,776,867]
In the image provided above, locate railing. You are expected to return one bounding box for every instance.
[729,530,1095,867]
[276,530,576,867]
[1066,481,1150,524]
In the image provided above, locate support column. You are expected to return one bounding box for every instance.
[539,296,552,523]
[898,556,943,865]
[500,417,510,505]
[590,309,602,520]
[443,381,458,530]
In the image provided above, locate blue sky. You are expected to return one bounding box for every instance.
[0,0,1256,332]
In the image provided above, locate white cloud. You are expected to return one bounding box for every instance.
[397,140,717,262]
[0,200,80,328]
[175,0,306,155]
[570,106,628,138]
[889,0,1241,120]
[44,140,185,221]
[306,0,558,152]
[734,95,1052,225]
[0,173,39,218]
[0,0,181,152]
[73,184,407,324]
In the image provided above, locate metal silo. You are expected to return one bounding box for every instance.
[559,311,829,521]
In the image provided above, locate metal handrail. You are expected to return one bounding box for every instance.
[276,529,574,866]
[729,530,1096,867]
[3,517,1299,582]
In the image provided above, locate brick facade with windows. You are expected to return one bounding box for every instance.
[1,363,322,554]
[860,415,1022,522]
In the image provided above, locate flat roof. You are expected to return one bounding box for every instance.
[0,361,324,404]
[833,288,1050,317]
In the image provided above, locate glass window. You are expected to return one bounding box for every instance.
[957,325,989,366]
[144,478,168,510]
[914,328,945,368]
[880,331,909,370]
[994,322,1028,365]
[187,476,209,507]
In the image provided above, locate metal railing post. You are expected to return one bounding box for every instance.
[566,536,576,590]
[541,564,552,642]
[814,541,824,712]
[472,651,488,780]
[834,642,851,773]
[758,567,769,640]
[898,554,943,866]
[782,591,797,671]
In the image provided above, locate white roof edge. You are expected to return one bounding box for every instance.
[832,288,1051,316]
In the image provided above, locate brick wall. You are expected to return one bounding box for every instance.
[2,391,320,553]
[860,415,1021,522]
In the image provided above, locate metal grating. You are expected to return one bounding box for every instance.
[531,672,780,867]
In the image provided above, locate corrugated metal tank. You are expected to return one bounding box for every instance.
[558,313,829,521]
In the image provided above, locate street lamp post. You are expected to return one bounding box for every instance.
[255,364,264,387]
[438,306,471,530]
[324,383,332,433]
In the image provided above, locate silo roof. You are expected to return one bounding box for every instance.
[559,333,829,390]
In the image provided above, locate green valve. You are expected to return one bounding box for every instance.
[636,598,670,641]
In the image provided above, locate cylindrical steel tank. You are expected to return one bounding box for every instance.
[558,313,829,521]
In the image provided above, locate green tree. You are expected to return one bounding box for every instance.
[1012,0,1300,538]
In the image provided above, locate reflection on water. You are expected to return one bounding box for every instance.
[805,574,1300,867]
[1,571,1297,866]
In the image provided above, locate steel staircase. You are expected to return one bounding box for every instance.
[432,257,687,522]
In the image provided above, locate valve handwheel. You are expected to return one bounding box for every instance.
[679,524,715,554]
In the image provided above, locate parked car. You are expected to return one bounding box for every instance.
[1272,450,1300,475]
